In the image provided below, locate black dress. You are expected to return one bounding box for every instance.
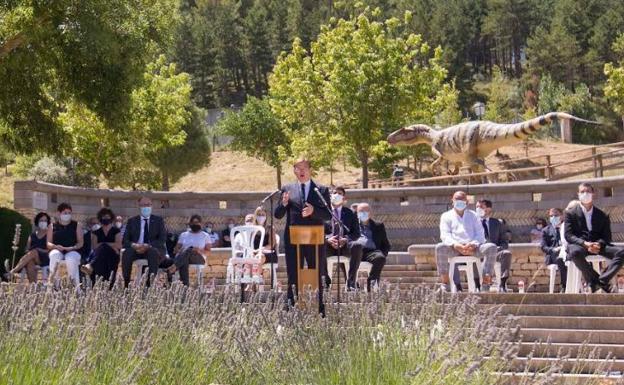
[29,232,49,266]
[89,226,121,286]
[254,229,278,264]
[53,221,78,248]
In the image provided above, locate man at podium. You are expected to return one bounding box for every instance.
[275,158,332,307]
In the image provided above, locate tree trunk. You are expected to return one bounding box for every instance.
[161,171,170,191]
[276,164,282,189]
[360,151,369,188]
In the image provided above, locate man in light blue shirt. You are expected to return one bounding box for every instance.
[435,190,497,291]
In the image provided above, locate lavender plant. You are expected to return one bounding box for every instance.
[0,283,609,385]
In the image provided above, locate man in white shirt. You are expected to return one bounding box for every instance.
[435,190,497,291]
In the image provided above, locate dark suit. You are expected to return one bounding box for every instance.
[121,214,169,287]
[541,223,567,290]
[483,217,512,283]
[565,204,624,290]
[357,219,390,290]
[274,180,331,305]
[324,206,362,288]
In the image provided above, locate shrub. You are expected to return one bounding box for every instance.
[0,207,31,275]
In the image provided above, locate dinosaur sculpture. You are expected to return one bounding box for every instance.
[387,112,598,175]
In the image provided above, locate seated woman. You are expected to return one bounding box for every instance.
[80,208,122,288]
[167,215,211,286]
[3,212,51,283]
[253,207,278,265]
[47,202,84,286]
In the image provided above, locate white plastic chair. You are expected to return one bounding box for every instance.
[548,264,559,293]
[327,254,351,288]
[449,256,483,293]
[261,233,280,288]
[226,226,265,284]
[565,255,609,293]
[356,261,374,291]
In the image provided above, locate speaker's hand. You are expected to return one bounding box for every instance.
[302,203,314,218]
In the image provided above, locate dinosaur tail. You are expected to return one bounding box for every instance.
[505,112,599,140]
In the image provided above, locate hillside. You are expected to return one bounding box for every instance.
[172,140,592,192]
[0,139,601,208]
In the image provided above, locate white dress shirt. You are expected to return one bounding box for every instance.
[559,223,567,260]
[440,209,486,246]
[138,216,150,244]
[581,205,593,231]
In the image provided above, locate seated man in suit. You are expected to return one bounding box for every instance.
[565,182,624,293]
[476,199,512,292]
[354,202,390,291]
[541,207,567,292]
[121,196,171,287]
[324,186,362,290]
[435,191,497,292]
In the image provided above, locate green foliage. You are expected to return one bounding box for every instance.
[605,34,624,119]
[0,0,180,154]
[0,208,30,275]
[483,67,521,122]
[269,9,457,187]
[369,141,403,178]
[218,96,290,188]
[58,56,208,190]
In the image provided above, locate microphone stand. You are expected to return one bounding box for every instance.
[261,190,280,290]
[314,188,350,303]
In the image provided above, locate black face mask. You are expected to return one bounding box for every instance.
[190,224,201,232]
[101,218,112,225]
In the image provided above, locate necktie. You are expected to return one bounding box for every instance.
[300,183,306,207]
[482,218,489,239]
[144,218,149,244]
[333,208,340,236]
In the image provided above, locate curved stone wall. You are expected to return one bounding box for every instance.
[13,176,624,251]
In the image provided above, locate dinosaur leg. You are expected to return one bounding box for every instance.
[430,157,442,176]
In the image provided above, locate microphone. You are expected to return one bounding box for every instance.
[314,187,330,208]
[261,189,282,203]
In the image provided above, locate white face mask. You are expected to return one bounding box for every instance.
[205,227,212,233]
[475,207,485,218]
[115,222,123,229]
[453,200,467,211]
[358,211,369,222]
[536,224,544,230]
[256,216,266,225]
[38,221,48,230]
[331,193,344,206]
[578,192,593,204]
[60,213,72,223]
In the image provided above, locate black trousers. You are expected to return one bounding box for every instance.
[568,244,624,287]
[325,241,363,288]
[173,248,205,286]
[121,247,170,287]
[359,249,386,291]
[89,244,120,288]
[285,243,326,313]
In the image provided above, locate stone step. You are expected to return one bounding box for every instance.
[517,342,624,360]
[511,316,624,330]
[499,372,623,384]
[493,304,624,317]
[509,356,624,375]
[460,293,624,305]
[521,328,624,345]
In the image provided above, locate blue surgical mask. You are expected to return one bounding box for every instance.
[358,211,369,222]
[453,200,467,211]
[140,207,152,218]
[550,216,561,227]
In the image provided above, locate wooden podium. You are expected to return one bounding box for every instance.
[289,225,325,293]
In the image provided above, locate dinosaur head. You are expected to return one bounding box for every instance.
[387,124,434,146]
